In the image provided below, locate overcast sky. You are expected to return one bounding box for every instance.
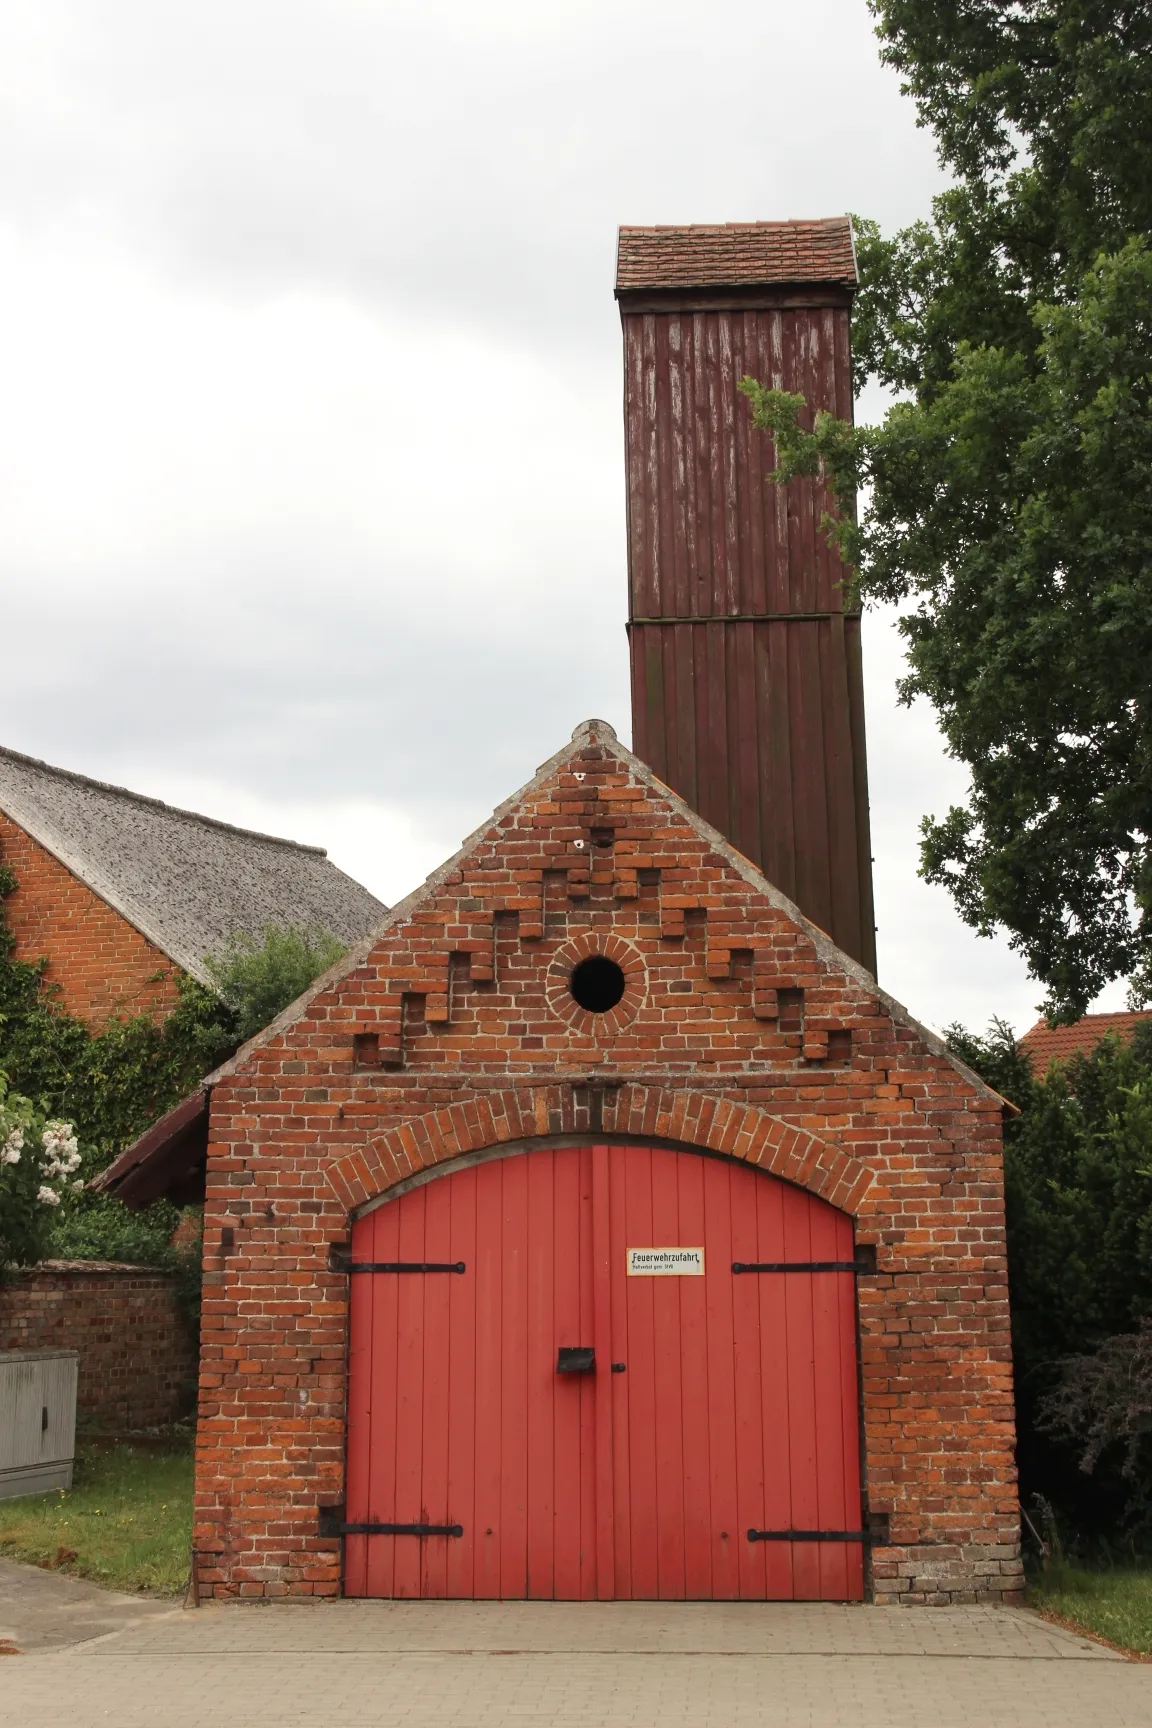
[0,0,1120,1036]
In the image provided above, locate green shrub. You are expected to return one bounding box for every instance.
[0,859,344,1287]
[0,1074,83,1271]
[949,1018,1152,1538]
[203,922,346,1043]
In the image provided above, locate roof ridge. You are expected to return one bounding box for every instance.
[617,217,849,231]
[0,743,327,856]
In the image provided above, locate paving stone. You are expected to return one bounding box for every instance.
[2,1598,1149,1727]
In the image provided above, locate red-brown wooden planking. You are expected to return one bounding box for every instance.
[344,1143,863,1601]
[617,222,876,974]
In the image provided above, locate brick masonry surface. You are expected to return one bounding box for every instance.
[0,811,180,1025]
[195,721,1022,1606]
[0,1261,198,1431]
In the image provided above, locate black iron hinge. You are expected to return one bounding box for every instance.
[342,1521,463,1538]
[347,1261,466,1274]
[748,1514,890,1546]
[318,1504,463,1539]
[733,1245,877,1276]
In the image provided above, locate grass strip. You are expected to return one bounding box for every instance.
[0,1441,193,1596]
[1030,1562,1152,1658]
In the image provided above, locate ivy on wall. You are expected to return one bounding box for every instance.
[0,859,345,1274]
[0,859,236,1270]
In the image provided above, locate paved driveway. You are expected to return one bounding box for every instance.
[2,1582,1150,1726]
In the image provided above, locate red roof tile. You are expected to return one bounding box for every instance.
[615,218,858,292]
[1019,1010,1152,1071]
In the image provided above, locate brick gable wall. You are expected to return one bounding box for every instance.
[0,810,181,1025]
[194,724,1021,1605]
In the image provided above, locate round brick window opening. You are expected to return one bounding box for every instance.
[568,955,626,1015]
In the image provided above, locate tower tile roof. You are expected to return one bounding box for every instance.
[615,218,857,292]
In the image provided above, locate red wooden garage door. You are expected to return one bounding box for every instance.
[344,1143,863,1600]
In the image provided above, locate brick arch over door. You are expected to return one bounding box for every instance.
[326,1084,876,1223]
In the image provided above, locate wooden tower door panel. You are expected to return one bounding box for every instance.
[344,1143,863,1601]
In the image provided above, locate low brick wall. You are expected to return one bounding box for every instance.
[0,1261,197,1431]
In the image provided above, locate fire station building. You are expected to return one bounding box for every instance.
[101,219,1022,1606]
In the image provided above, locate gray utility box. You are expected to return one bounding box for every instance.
[0,1349,79,1499]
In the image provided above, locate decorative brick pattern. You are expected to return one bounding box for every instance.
[0,1261,198,1430]
[193,722,1021,1605]
[0,811,180,1025]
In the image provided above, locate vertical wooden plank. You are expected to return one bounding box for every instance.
[343,1210,375,1597]
[781,1182,821,1600]
[578,1145,598,1599]
[809,1203,863,1601]
[700,1158,740,1600]
[418,1177,453,1598]
[391,1188,427,1598]
[607,1144,633,1598]
[591,1143,615,1600]
[729,1163,767,1599]
[552,1146,584,1599]
[525,1148,555,1598]
[650,1147,687,1599]
[756,1171,794,1599]
[365,1199,402,1598]
[677,1151,712,1598]
[622,1145,658,1598]
[473,1158,504,1597]
[499,1154,530,1598]
[445,1167,477,1598]
[839,1241,866,1601]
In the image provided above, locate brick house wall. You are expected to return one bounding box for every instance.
[0,811,180,1025]
[193,721,1022,1606]
[0,1261,198,1430]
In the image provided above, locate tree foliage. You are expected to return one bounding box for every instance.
[950,1018,1152,1534]
[203,923,346,1044]
[740,2,1152,1019]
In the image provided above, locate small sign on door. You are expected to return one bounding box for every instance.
[627,1247,704,1276]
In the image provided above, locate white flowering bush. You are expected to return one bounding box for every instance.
[0,1071,82,1270]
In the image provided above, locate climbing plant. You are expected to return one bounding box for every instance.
[0,859,345,1269]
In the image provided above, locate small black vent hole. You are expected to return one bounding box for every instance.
[569,956,626,1014]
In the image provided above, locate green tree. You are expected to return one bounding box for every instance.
[740,2,1152,1019]
[203,923,346,1044]
[951,1019,1152,1534]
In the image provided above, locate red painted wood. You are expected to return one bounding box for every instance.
[676,1151,712,1598]
[445,1167,477,1598]
[550,1146,585,1599]
[343,1215,373,1597]
[499,1155,529,1599]
[364,1195,400,1598]
[419,1176,452,1598]
[702,1160,739,1599]
[620,1145,659,1599]
[345,1143,863,1600]
[607,1138,634,1599]
[525,1148,555,1599]
[472,1160,503,1598]
[591,1145,615,1599]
